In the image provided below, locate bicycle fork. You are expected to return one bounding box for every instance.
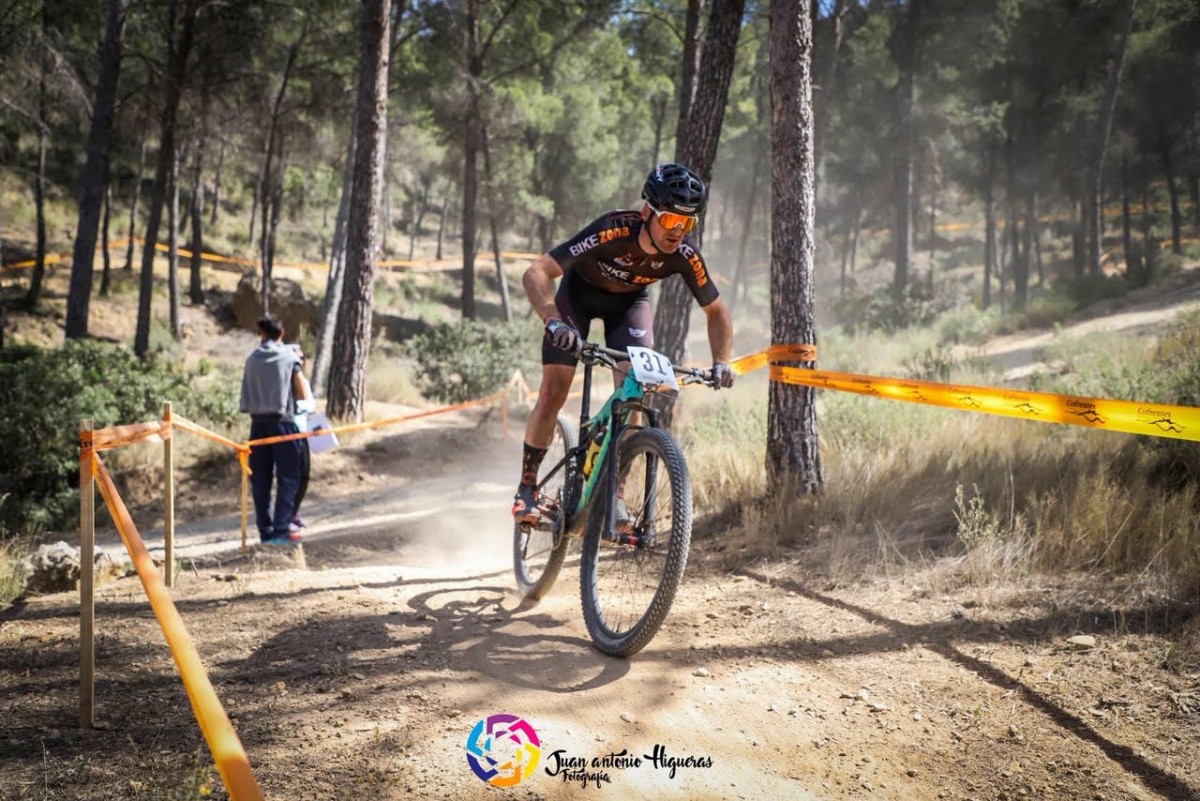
[600,411,660,549]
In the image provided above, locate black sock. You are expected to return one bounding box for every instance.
[520,443,548,487]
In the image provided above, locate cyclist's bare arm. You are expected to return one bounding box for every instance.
[522,254,565,323]
[702,297,733,364]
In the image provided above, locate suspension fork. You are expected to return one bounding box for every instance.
[599,401,624,542]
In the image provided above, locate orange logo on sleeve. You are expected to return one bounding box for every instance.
[687,251,708,287]
[599,226,630,244]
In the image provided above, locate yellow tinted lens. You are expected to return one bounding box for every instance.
[653,208,698,232]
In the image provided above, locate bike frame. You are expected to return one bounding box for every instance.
[535,350,665,539]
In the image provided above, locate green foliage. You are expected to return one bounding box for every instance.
[405,318,541,404]
[1064,272,1131,307]
[937,303,1001,346]
[0,340,240,532]
[833,279,964,335]
[953,484,1004,549]
[1137,312,1200,489]
[903,345,956,382]
[990,292,1076,336]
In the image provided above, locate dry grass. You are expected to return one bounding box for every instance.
[0,532,28,605]
[364,345,426,407]
[683,344,1200,606]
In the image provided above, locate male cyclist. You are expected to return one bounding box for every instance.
[512,162,735,524]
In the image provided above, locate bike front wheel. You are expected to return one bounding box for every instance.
[513,414,577,600]
[580,427,692,657]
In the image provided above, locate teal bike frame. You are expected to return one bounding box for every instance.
[537,343,690,543]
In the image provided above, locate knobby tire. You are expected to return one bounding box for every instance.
[580,427,691,657]
[513,414,577,600]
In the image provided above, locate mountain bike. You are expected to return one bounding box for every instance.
[513,342,717,657]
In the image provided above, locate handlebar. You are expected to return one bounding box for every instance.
[577,342,716,387]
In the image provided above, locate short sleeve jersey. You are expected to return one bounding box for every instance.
[548,210,720,307]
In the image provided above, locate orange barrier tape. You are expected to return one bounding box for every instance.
[768,363,1200,443]
[90,453,264,801]
[731,344,818,376]
[172,417,251,455]
[244,391,507,451]
[91,420,167,452]
[1,234,540,273]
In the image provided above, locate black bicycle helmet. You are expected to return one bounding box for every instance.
[641,163,708,216]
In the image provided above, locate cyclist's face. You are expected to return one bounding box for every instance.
[643,205,693,252]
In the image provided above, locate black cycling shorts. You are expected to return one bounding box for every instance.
[543,268,653,366]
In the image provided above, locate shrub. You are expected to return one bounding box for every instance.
[1063,272,1129,306]
[0,340,240,532]
[1138,312,1200,490]
[833,278,965,335]
[405,318,541,404]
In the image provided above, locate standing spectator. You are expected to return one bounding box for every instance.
[241,316,310,544]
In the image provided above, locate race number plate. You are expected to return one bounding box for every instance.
[627,346,679,391]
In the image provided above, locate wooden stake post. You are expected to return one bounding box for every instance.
[163,402,175,587]
[79,420,95,728]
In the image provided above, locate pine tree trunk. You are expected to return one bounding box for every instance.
[812,0,847,196]
[26,38,48,312]
[1032,191,1044,286]
[1141,162,1154,278]
[983,164,995,309]
[125,134,146,271]
[263,135,288,314]
[1086,0,1136,275]
[1121,152,1136,280]
[135,0,200,359]
[767,0,821,494]
[1006,133,1024,311]
[209,140,223,226]
[189,154,205,304]
[729,142,763,316]
[1014,189,1033,311]
[168,150,182,340]
[436,190,449,260]
[327,0,390,422]
[312,123,356,398]
[65,0,127,337]
[1188,118,1199,232]
[1073,195,1085,278]
[459,0,482,320]
[674,0,704,153]
[655,0,747,368]
[890,0,920,302]
[482,124,512,322]
[100,183,113,297]
[1161,135,1183,255]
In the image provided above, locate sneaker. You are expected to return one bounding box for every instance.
[512,484,540,524]
[270,527,303,542]
[291,514,307,529]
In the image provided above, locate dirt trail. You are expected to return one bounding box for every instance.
[2,299,1200,799]
[953,274,1200,380]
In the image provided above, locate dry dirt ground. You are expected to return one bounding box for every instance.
[2,276,1200,800]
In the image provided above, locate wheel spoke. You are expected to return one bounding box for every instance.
[582,428,689,655]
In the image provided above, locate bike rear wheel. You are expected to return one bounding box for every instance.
[513,414,577,600]
[580,427,691,657]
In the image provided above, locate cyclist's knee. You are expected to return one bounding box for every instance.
[538,366,574,406]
